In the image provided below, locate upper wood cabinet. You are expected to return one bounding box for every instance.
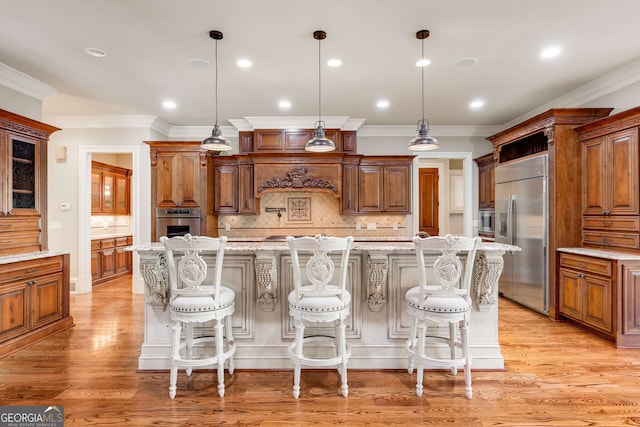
[146,142,207,208]
[210,157,257,215]
[0,109,59,255]
[91,161,131,215]
[239,129,357,154]
[576,107,640,252]
[474,153,496,209]
[342,156,414,214]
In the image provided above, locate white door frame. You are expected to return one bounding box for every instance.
[77,145,145,294]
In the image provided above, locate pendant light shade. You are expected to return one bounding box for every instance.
[202,30,232,151]
[409,29,439,151]
[306,30,336,152]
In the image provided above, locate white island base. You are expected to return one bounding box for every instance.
[131,240,518,371]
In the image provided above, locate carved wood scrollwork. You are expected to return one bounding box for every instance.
[257,168,338,194]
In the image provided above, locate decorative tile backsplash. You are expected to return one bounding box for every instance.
[218,191,409,239]
[90,215,132,237]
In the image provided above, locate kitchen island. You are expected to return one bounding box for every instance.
[130,238,519,370]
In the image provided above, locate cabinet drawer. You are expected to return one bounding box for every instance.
[583,230,640,250]
[116,236,129,247]
[559,253,612,276]
[583,216,640,231]
[91,240,101,251]
[100,238,116,249]
[0,232,41,256]
[0,218,40,233]
[0,256,64,283]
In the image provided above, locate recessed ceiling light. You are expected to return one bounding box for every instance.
[416,58,431,67]
[456,57,478,67]
[541,46,562,59]
[376,100,390,109]
[237,59,252,68]
[163,100,177,109]
[188,58,210,68]
[85,47,106,58]
[278,100,292,109]
[469,99,485,109]
[327,58,342,67]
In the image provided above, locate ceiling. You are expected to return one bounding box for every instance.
[1,0,640,132]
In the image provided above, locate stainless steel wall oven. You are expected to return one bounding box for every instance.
[155,207,201,240]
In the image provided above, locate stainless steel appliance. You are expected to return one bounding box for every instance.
[495,154,548,314]
[478,209,495,235]
[155,207,201,240]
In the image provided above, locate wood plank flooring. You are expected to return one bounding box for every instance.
[1,276,640,426]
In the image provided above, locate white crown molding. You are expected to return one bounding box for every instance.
[228,116,366,131]
[502,56,640,130]
[168,125,238,139]
[44,114,168,131]
[0,62,56,100]
[357,125,503,138]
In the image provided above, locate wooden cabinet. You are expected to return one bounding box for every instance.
[576,107,640,252]
[146,142,209,240]
[356,157,413,214]
[0,109,59,255]
[558,250,640,347]
[474,153,495,209]
[0,254,73,357]
[91,161,131,215]
[211,157,257,215]
[239,129,357,153]
[488,108,613,319]
[91,236,132,285]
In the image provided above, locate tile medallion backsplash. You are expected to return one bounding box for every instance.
[219,191,410,239]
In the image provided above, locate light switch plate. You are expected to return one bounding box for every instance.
[367,223,376,230]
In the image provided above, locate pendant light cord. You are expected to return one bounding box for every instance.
[420,36,425,125]
[317,35,322,123]
[215,38,219,127]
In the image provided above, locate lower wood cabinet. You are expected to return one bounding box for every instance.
[91,236,132,285]
[558,250,640,347]
[0,253,73,357]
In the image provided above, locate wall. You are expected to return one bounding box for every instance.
[0,85,42,120]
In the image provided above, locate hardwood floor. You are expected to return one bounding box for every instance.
[1,276,640,426]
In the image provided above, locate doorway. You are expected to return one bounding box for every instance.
[412,152,473,237]
[77,144,149,295]
[419,168,439,236]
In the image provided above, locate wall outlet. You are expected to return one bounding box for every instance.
[225,223,231,231]
[367,223,376,230]
[393,223,398,231]
[355,223,361,231]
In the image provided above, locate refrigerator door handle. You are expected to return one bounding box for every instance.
[507,195,517,246]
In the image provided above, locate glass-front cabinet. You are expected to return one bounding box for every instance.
[8,133,40,215]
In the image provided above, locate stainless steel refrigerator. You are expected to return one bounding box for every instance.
[494,154,548,314]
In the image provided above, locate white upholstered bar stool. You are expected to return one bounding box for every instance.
[286,235,354,398]
[405,234,480,399]
[160,234,236,399]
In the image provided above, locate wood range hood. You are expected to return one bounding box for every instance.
[248,153,346,198]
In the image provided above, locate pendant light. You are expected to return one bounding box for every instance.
[201,30,232,151]
[408,29,439,151]
[306,30,336,152]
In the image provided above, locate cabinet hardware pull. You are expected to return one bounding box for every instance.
[1,240,13,243]
[25,268,38,273]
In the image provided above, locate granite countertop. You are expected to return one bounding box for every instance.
[129,238,520,253]
[0,251,70,265]
[558,247,640,261]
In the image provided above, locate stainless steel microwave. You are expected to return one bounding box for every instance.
[479,209,495,234]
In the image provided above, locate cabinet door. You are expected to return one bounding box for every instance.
[582,274,613,333]
[0,281,30,343]
[115,174,129,215]
[7,133,40,216]
[608,128,638,215]
[115,247,129,274]
[177,152,201,207]
[101,249,116,277]
[30,273,63,329]
[582,136,607,216]
[91,240,101,281]
[91,171,102,213]
[384,166,411,212]
[558,268,582,321]
[214,164,239,213]
[358,166,384,212]
[102,173,115,213]
[239,164,256,214]
[341,164,359,213]
[155,152,180,207]
[478,164,490,209]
